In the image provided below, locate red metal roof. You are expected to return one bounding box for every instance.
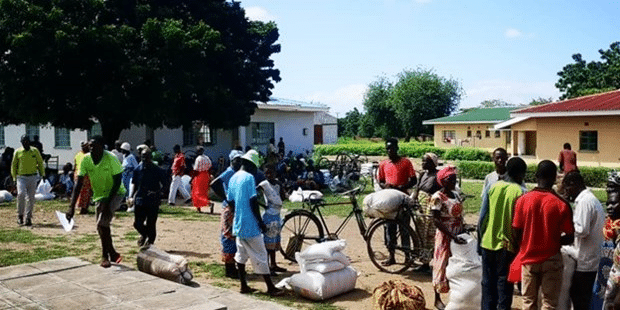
[513,89,620,114]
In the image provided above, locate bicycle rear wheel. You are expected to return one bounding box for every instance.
[280,210,325,262]
[366,218,417,274]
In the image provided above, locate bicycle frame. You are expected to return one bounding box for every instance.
[303,192,367,241]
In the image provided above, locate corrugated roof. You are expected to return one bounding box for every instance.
[258,97,329,111]
[423,107,517,124]
[513,89,620,114]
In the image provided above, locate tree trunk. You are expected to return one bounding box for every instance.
[99,120,125,150]
[404,135,411,142]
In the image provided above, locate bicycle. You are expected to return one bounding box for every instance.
[279,187,367,262]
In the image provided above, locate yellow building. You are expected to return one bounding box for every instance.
[494,90,620,167]
[423,107,516,152]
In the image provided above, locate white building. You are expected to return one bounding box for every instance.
[313,111,338,145]
[0,98,336,169]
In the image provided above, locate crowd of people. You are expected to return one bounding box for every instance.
[6,133,620,309]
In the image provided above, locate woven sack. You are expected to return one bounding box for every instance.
[372,280,427,310]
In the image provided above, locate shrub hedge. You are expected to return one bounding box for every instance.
[455,160,615,188]
[314,143,492,162]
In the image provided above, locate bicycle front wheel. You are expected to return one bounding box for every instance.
[280,210,325,262]
[366,218,416,274]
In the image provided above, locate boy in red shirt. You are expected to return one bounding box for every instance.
[511,160,574,309]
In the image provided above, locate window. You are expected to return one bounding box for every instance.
[87,123,102,140]
[25,124,39,141]
[476,130,482,138]
[495,130,501,138]
[183,121,215,146]
[54,127,71,148]
[0,124,4,147]
[485,130,491,138]
[251,122,274,146]
[579,131,598,151]
[442,130,455,143]
[467,130,472,137]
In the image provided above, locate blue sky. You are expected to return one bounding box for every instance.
[239,0,619,117]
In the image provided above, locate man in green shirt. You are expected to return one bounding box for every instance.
[11,135,45,226]
[67,135,126,268]
[480,157,527,310]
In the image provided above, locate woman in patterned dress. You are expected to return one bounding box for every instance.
[430,166,466,310]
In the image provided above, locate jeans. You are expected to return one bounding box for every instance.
[16,175,39,220]
[481,248,515,310]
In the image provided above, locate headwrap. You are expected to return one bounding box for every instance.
[424,153,438,167]
[228,150,242,162]
[436,166,457,187]
[609,171,620,187]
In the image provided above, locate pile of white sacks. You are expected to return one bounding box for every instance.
[34,179,55,201]
[277,240,358,300]
[0,190,13,203]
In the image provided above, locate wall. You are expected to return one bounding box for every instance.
[432,123,511,152]
[249,109,315,155]
[529,116,620,167]
[322,124,338,144]
[1,124,88,169]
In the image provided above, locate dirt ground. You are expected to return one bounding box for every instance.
[0,201,525,309]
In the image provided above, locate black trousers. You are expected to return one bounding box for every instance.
[133,201,159,244]
[570,271,597,310]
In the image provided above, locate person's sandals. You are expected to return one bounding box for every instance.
[100,259,111,268]
[137,236,147,247]
[268,288,285,297]
[381,258,396,266]
[271,266,287,273]
[110,252,122,264]
[240,286,257,294]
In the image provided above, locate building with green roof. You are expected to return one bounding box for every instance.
[423,107,518,151]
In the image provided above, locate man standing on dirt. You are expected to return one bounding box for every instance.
[558,143,577,174]
[67,135,126,268]
[477,147,508,252]
[167,144,191,205]
[377,138,417,265]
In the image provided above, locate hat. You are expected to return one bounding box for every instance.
[242,150,260,169]
[436,165,457,187]
[228,150,243,162]
[120,142,131,152]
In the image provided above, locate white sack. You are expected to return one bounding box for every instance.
[289,266,358,300]
[302,260,346,274]
[363,189,413,220]
[289,187,323,202]
[36,179,52,195]
[298,240,346,260]
[181,175,191,195]
[445,234,482,310]
[296,251,351,272]
[34,193,55,201]
[137,245,192,284]
[0,190,13,202]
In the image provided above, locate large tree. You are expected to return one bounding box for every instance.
[337,108,361,138]
[0,0,280,145]
[556,41,620,100]
[391,68,462,141]
[359,77,401,138]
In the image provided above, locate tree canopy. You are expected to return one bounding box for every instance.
[556,41,620,100]
[0,0,281,144]
[340,68,462,140]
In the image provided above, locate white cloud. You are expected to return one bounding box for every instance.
[245,6,276,22]
[302,84,368,117]
[461,79,560,109]
[504,28,523,38]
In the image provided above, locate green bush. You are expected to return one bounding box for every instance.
[443,148,492,162]
[456,160,615,188]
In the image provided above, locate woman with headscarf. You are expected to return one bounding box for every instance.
[412,153,442,253]
[191,146,212,213]
[430,165,466,310]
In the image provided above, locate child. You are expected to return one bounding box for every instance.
[258,164,287,274]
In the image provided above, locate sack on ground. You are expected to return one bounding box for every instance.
[137,245,193,284]
[0,190,13,202]
[288,266,358,300]
[301,260,346,274]
[445,234,481,310]
[363,189,413,219]
[298,240,346,260]
[289,187,323,202]
[372,280,427,310]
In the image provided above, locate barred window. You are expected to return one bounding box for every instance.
[251,122,274,146]
[579,131,598,151]
[54,127,71,148]
[495,130,501,138]
[442,130,455,143]
[87,123,102,140]
[0,124,4,147]
[485,130,491,138]
[184,122,215,146]
[25,124,39,141]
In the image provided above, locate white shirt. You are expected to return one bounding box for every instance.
[565,188,605,272]
[481,171,505,198]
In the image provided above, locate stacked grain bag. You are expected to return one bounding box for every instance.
[445,234,481,310]
[34,179,55,201]
[278,240,358,300]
